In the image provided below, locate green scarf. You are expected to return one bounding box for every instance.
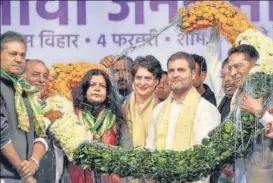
[0,69,46,137]
[78,108,116,141]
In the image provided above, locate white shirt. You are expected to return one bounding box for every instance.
[146,97,221,183]
[146,97,221,149]
[206,27,225,106]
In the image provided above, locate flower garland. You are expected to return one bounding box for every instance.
[70,2,273,183]
[41,1,273,182]
[236,28,273,75]
[44,69,272,181]
[44,62,106,100]
[44,95,89,161]
[178,1,256,46]
[73,64,273,182]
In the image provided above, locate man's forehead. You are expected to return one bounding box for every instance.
[27,62,48,72]
[113,59,131,67]
[228,53,247,62]
[4,41,26,52]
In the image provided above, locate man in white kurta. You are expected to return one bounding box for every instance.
[146,94,221,151]
[146,51,221,183]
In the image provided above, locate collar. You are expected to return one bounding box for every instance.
[170,93,183,105]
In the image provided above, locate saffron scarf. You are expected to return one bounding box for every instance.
[154,87,201,151]
[123,92,158,148]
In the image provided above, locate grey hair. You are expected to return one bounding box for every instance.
[24,59,48,73]
[0,31,27,51]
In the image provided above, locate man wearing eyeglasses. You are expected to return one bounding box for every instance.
[100,55,133,104]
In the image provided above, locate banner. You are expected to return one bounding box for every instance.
[1,0,273,70]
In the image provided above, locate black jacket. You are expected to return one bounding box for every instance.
[217,96,232,122]
[0,74,46,179]
[202,84,217,106]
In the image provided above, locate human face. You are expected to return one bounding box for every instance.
[113,60,132,90]
[134,66,158,99]
[221,63,236,97]
[193,63,206,88]
[168,58,194,93]
[155,73,171,101]
[86,75,107,104]
[0,41,26,76]
[228,53,255,88]
[23,62,49,94]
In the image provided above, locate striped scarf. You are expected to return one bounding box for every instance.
[78,107,116,141]
[0,69,45,137]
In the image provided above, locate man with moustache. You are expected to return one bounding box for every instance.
[22,59,68,183]
[100,55,133,103]
[155,71,171,101]
[0,31,48,183]
[146,52,220,183]
[228,44,273,125]
[217,58,236,122]
[227,44,273,183]
[23,60,49,100]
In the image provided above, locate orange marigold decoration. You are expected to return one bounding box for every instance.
[44,62,107,100]
[178,1,257,46]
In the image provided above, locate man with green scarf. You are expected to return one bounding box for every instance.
[0,31,48,183]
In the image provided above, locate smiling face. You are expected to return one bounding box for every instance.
[86,75,107,104]
[23,61,49,94]
[1,41,26,76]
[228,52,255,88]
[221,63,236,97]
[134,66,158,99]
[167,58,195,93]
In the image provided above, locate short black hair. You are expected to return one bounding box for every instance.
[192,54,207,74]
[167,51,195,71]
[0,31,26,51]
[221,58,229,69]
[132,55,163,81]
[228,44,259,63]
[162,71,168,75]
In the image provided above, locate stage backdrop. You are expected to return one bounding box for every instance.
[1,0,273,70]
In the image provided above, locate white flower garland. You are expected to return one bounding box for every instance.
[44,95,89,161]
[236,29,273,74]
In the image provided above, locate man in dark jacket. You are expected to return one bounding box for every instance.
[192,54,217,106]
[0,31,48,183]
[22,59,70,183]
[217,58,236,122]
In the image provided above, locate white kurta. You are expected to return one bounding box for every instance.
[206,27,225,106]
[146,97,221,183]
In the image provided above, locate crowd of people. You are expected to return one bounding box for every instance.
[1,29,272,183]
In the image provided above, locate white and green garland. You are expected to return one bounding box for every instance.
[44,19,273,183]
[71,28,273,182]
